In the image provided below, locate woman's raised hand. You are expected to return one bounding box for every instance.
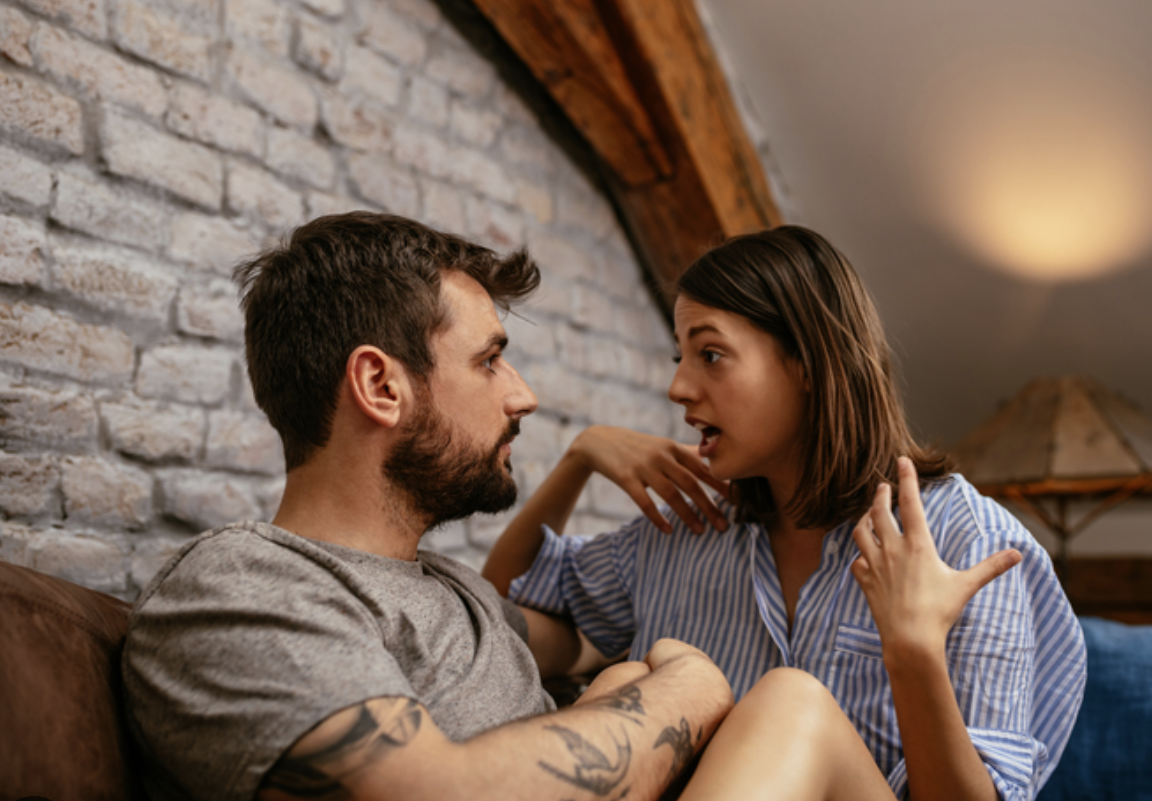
[569,426,730,535]
[850,457,1022,663]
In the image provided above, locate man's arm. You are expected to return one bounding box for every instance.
[258,639,733,801]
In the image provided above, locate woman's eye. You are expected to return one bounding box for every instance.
[702,350,721,364]
[672,353,682,364]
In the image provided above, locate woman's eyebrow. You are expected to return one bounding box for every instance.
[677,324,721,341]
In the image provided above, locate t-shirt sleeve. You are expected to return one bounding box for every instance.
[509,522,640,659]
[122,532,417,801]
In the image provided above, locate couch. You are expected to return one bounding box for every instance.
[1,559,1148,801]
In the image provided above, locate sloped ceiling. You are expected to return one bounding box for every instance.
[697,0,1152,448]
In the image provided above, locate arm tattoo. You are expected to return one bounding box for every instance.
[538,724,633,796]
[260,698,422,799]
[589,684,646,726]
[653,718,697,781]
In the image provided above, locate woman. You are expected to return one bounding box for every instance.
[484,227,1085,801]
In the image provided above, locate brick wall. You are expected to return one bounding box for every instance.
[0,0,679,597]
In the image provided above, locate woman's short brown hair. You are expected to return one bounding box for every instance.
[676,226,950,530]
[234,212,539,471]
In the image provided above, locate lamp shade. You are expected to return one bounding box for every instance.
[953,376,1152,497]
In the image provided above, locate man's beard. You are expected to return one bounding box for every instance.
[384,394,519,529]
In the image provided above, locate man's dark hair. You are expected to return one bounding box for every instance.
[677,225,951,530]
[234,212,539,471]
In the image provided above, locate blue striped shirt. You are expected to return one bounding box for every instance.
[509,474,1086,800]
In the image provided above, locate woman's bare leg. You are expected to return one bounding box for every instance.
[680,668,896,801]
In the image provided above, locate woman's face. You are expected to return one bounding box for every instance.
[668,296,808,484]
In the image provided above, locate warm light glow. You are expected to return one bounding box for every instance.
[927,65,1152,282]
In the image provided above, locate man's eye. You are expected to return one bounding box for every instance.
[672,353,682,364]
[481,355,498,373]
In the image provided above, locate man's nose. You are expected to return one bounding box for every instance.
[505,362,538,419]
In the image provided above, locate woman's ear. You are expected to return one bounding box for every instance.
[346,345,409,429]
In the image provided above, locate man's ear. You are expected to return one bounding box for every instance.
[346,345,411,429]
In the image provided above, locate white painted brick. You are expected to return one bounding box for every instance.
[30,23,167,120]
[320,92,394,153]
[102,107,223,210]
[601,248,643,302]
[136,344,233,404]
[228,161,305,230]
[101,396,204,461]
[340,44,403,107]
[408,75,448,128]
[61,455,152,527]
[0,214,45,286]
[0,70,84,155]
[419,178,464,234]
[526,231,594,283]
[205,410,283,474]
[463,194,523,251]
[0,452,58,516]
[226,0,290,57]
[170,211,260,275]
[450,99,501,148]
[177,278,243,341]
[0,520,37,565]
[648,356,676,395]
[392,121,449,179]
[467,506,517,550]
[588,472,644,519]
[516,180,553,224]
[0,383,98,449]
[553,324,586,372]
[0,5,33,66]
[300,0,343,18]
[111,0,211,81]
[360,2,425,66]
[522,269,570,317]
[493,81,535,128]
[0,145,52,207]
[390,0,440,28]
[52,170,167,251]
[521,359,590,419]
[584,336,628,380]
[267,126,336,189]
[558,179,616,240]
[307,192,373,218]
[51,241,178,324]
[166,83,264,158]
[502,309,555,362]
[423,519,466,553]
[294,14,343,81]
[0,302,134,382]
[19,0,105,39]
[426,46,495,98]
[160,468,261,530]
[255,474,284,518]
[570,284,617,334]
[346,152,419,216]
[449,147,515,204]
[588,382,642,432]
[498,125,554,174]
[27,531,129,594]
[227,46,317,129]
[130,534,187,589]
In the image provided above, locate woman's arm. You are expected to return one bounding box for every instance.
[483,425,728,595]
[851,458,1023,801]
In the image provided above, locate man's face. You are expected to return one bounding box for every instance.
[383,271,538,527]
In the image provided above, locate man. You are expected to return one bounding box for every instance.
[121,213,734,801]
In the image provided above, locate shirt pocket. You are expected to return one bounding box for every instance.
[834,623,885,661]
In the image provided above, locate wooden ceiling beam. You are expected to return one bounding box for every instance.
[471,0,783,292]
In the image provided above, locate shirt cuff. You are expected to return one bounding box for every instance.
[886,728,1041,801]
[507,525,585,615]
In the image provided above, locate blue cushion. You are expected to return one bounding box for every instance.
[1038,617,1152,801]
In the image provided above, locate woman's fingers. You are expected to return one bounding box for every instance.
[852,508,882,565]
[962,549,1023,599]
[895,456,930,542]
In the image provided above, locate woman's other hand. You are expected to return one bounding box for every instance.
[850,457,1022,664]
[569,426,730,535]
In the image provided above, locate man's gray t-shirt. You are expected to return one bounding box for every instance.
[122,522,554,801]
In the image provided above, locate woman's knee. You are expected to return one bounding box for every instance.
[731,668,843,734]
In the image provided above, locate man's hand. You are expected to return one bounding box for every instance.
[569,426,729,535]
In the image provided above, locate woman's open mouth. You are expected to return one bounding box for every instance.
[692,422,722,459]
